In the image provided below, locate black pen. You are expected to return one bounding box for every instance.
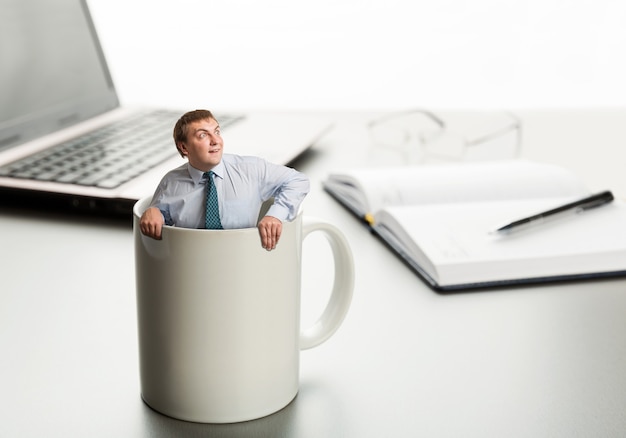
[494,190,614,234]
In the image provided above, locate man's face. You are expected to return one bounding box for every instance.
[179,118,224,171]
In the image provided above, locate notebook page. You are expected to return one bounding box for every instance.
[379,198,626,286]
[332,160,587,214]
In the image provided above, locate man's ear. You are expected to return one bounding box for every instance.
[178,142,188,156]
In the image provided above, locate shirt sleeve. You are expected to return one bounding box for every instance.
[149,177,173,225]
[260,160,310,222]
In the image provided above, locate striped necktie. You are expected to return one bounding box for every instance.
[204,171,223,229]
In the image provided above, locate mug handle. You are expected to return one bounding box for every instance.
[300,217,355,350]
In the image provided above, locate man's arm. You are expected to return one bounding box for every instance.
[140,207,165,240]
[263,166,310,223]
[258,164,310,250]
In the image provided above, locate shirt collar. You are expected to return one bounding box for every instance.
[187,161,225,185]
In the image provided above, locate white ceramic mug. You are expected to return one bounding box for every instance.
[133,197,354,423]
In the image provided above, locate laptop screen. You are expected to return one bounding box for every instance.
[0,0,119,152]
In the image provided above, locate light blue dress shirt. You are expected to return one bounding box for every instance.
[149,154,310,229]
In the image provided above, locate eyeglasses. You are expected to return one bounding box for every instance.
[368,109,522,164]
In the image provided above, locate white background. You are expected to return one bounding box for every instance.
[88,0,626,111]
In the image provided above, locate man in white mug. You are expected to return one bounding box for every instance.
[139,109,310,251]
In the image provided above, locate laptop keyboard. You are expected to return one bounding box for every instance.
[0,110,243,189]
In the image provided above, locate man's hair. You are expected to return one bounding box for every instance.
[173,109,217,157]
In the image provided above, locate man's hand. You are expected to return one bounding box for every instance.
[258,215,282,251]
[140,207,165,240]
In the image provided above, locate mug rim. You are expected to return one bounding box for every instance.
[133,196,300,234]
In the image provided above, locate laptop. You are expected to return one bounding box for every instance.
[0,0,332,218]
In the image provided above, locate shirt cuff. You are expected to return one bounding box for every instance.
[265,204,291,222]
[159,208,172,225]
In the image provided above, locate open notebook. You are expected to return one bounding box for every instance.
[323,160,626,291]
[0,0,331,217]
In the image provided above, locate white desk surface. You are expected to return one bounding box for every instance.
[1,110,626,437]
